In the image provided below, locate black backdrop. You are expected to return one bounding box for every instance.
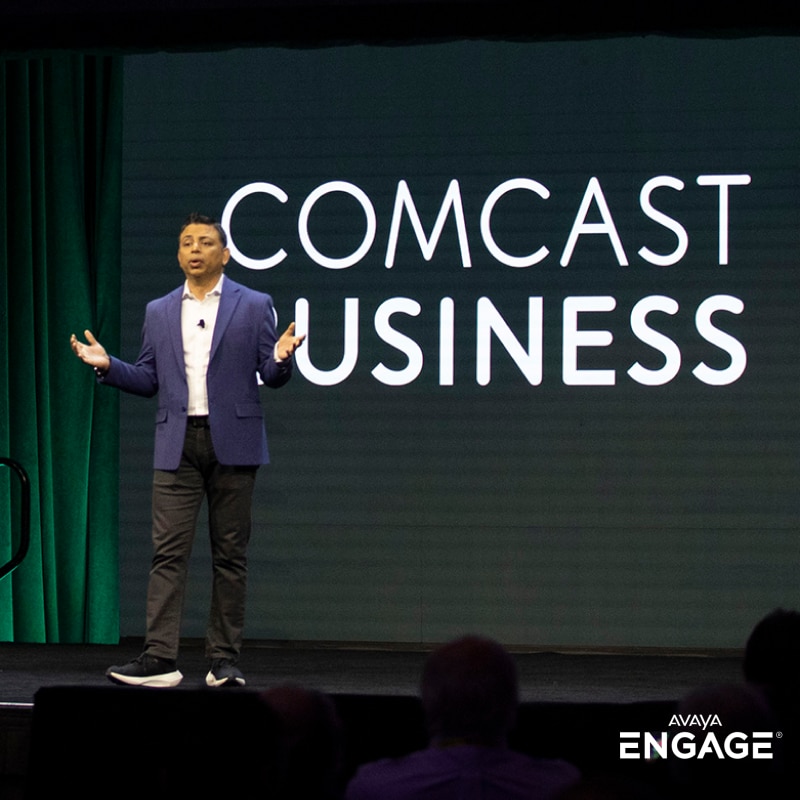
[2,1,798,54]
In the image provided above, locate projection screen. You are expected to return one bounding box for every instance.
[118,35,800,649]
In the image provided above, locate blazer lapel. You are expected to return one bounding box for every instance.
[167,286,185,376]
[210,278,242,362]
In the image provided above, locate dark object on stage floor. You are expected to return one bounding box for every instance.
[25,686,283,799]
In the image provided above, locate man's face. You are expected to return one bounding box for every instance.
[177,223,230,283]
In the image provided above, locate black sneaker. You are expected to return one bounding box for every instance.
[205,658,246,687]
[106,653,183,688]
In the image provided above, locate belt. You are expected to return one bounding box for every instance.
[187,415,209,428]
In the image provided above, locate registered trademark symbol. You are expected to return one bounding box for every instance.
[776,731,783,739]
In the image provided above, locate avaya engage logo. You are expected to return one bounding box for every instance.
[620,713,779,760]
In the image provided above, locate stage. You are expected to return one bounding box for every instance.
[0,639,743,706]
[0,640,745,797]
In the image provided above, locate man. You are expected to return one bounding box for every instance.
[345,635,580,800]
[71,212,304,688]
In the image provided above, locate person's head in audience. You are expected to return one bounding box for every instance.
[556,773,664,799]
[743,607,800,690]
[742,607,800,791]
[668,682,782,797]
[421,634,518,747]
[261,683,345,799]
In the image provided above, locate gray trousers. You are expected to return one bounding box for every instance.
[144,418,258,662]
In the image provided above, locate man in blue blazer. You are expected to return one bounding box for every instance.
[71,213,304,687]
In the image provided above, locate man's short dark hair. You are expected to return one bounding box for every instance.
[421,635,519,746]
[180,212,227,248]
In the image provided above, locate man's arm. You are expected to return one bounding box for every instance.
[256,293,305,387]
[70,329,111,372]
[276,321,305,361]
[70,327,159,397]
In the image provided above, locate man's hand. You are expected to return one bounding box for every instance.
[276,322,306,361]
[70,330,111,371]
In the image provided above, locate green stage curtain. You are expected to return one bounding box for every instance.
[0,55,122,642]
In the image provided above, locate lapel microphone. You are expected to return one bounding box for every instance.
[198,319,205,328]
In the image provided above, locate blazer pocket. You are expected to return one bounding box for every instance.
[235,403,263,419]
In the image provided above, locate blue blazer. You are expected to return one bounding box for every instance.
[102,277,292,470]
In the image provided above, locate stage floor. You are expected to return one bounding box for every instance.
[0,640,751,800]
[0,639,744,707]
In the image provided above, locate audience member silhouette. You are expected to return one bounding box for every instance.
[261,684,346,799]
[666,682,784,798]
[743,607,800,708]
[556,773,665,800]
[742,607,800,791]
[345,635,580,799]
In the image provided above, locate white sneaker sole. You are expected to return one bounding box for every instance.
[107,669,183,688]
[205,670,245,687]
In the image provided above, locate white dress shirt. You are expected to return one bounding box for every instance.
[181,274,224,416]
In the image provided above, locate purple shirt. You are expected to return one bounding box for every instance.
[345,745,580,800]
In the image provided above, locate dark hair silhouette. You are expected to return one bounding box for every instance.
[421,635,518,746]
